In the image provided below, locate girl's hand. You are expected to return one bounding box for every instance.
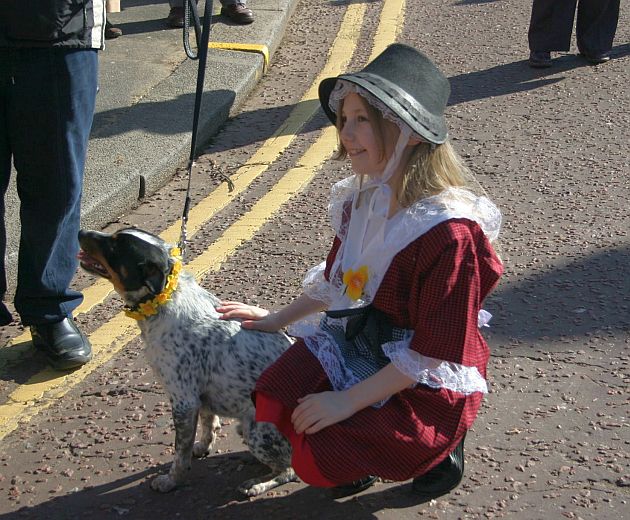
[291,391,357,435]
[217,301,280,332]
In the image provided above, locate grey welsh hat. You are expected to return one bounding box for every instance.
[318,44,451,145]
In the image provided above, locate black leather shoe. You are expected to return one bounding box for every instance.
[0,302,13,326]
[221,3,255,24]
[580,51,611,65]
[330,475,377,499]
[30,318,92,370]
[105,20,122,39]
[528,51,551,68]
[412,436,465,500]
[166,7,186,28]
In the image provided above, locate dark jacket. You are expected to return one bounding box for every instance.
[0,0,105,49]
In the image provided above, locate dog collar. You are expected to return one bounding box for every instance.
[124,247,183,321]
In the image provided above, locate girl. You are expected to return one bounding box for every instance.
[218,43,503,499]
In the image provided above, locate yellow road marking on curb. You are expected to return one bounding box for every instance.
[0,0,406,440]
[209,42,270,73]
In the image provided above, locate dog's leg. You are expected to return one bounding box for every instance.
[238,411,298,496]
[193,407,221,457]
[151,402,199,493]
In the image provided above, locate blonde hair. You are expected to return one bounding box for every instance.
[397,141,473,207]
[334,94,473,207]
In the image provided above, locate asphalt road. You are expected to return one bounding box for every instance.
[0,1,628,519]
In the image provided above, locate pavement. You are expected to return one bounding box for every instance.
[0,1,628,518]
[3,0,298,294]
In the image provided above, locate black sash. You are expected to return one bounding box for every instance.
[325,304,393,361]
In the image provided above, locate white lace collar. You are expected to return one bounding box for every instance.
[324,183,501,310]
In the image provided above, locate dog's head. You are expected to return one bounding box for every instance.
[78,228,177,306]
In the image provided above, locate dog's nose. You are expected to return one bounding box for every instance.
[78,229,96,245]
[78,229,109,248]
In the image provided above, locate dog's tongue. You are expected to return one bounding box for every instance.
[77,250,92,263]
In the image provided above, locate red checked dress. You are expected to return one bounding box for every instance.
[254,217,503,485]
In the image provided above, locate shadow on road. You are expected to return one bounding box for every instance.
[488,245,630,349]
[91,89,237,143]
[449,42,630,106]
[210,43,630,152]
[6,452,434,520]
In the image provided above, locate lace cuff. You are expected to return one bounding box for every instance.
[301,261,332,306]
[478,309,492,328]
[382,341,488,395]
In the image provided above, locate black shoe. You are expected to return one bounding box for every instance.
[580,51,611,65]
[30,318,92,370]
[105,20,122,39]
[221,3,255,24]
[330,476,377,499]
[528,51,551,68]
[412,436,465,500]
[166,6,186,28]
[0,302,13,326]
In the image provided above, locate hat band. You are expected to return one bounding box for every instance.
[339,72,448,144]
[329,80,426,143]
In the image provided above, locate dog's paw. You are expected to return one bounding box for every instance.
[192,441,210,458]
[237,481,265,497]
[237,478,276,497]
[150,474,177,493]
[238,468,297,496]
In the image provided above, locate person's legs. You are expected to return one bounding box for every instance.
[0,49,14,326]
[576,0,620,62]
[9,48,97,326]
[220,0,255,25]
[105,20,123,39]
[167,0,254,26]
[528,0,577,52]
[166,0,186,28]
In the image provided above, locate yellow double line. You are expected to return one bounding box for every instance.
[0,0,406,441]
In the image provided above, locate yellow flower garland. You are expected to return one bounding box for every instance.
[125,247,182,321]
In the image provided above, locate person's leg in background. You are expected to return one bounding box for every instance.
[528,0,577,67]
[220,0,254,25]
[7,47,96,369]
[576,0,620,63]
[166,0,186,28]
[0,49,15,326]
[166,0,254,28]
[105,0,123,39]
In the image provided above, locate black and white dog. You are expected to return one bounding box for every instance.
[78,227,296,495]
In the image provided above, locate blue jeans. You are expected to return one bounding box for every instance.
[0,47,98,325]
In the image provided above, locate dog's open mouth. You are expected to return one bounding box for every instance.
[78,250,110,279]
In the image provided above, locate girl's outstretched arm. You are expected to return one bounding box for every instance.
[291,363,415,434]
[217,293,327,332]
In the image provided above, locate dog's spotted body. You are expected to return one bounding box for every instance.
[78,228,296,495]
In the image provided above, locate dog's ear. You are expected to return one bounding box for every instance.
[141,261,168,296]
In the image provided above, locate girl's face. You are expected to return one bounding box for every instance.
[339,93,400,179]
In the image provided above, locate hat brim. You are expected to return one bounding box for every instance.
[318,74,448,145]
